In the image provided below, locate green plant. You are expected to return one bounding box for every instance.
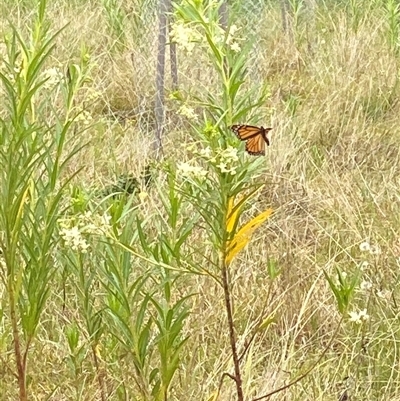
[95,188,192,401]
[0,1,88,399]
[385,0,400,53]
[348,0,363,32]
[288,0,305,41]
[168,1,275,399]
[101,0,127,46]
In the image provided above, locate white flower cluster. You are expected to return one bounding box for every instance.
[59,225,90,253]
[359,241,381,255]
[170,22,201,55]
[185,144,239,177]
[58,211,112,253]
[348,308,369,324]
[177,161,208,181]
[79,211,112,235]
[210,145,239,175]
[170,17,241,55]
[199,146,212,158]
[178,105,198,121]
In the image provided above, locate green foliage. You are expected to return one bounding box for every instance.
[284,91,303,116]
[324,268,361,315]
[56,178,195,401]
[150,295,191,400]
[288,0,305,38]
[385,0,400,53]
[101,0,127,46]
[348,0,363,32]
[171,5,268,253]
[0,1,88,398]
[168,1,277,399]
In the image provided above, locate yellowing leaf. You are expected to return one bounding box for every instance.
[226,196,237,233]
[236,208,273,238]
[225,208,272,265]
[226,187,265,235]
[206,391,219,401]
[226,194,247,234]
[226,234,251,265]
[94,343,102,359]
[258,313,277,330]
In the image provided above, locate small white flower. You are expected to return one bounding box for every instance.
[230,42,241,53]
[83,211,93,219]
[80,211,111,235]
[86,89,102,102]
[229,25,239,36]
[101,213,112,227]
[216,162,228,172]
[348,311,359,322]
[360,261,369,270]
[177,162,191,174]
[222,146,239,161]
[84,222,98,234]
[359,242,371,252]
[213,146,239,175]
[349,309,369,324]
[199,147,212,158]
[360,281,372,291]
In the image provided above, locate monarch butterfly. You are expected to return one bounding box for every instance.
[230,124,272,156]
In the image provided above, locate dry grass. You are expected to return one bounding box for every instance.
[2,0,400,400]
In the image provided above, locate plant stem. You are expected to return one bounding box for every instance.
[221,264,244,401]
[92,344,107,401]
[9,283,27,401]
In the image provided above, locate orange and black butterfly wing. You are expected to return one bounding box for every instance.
[245,133,266,155]
[230,125,271,155]
[231,124,262,140]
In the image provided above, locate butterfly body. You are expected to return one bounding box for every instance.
[230,124,272,155]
